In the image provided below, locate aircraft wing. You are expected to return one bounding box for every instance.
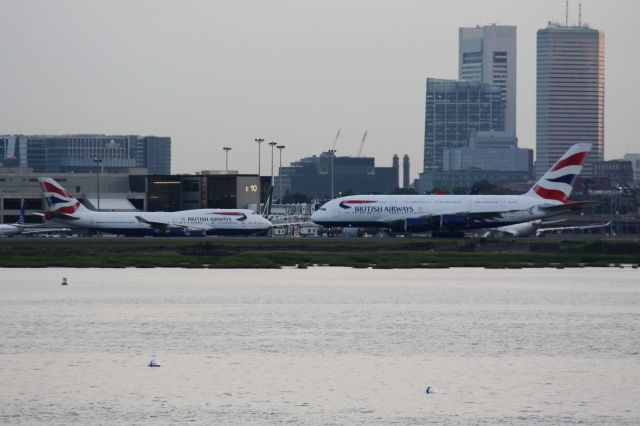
[537,221,611,235]
[19,227,72,235]
[135,216,209,231]
[270,221,313,227]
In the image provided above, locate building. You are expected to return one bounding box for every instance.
[418,169,529,194]
[402,155,410,188]
[593,160,634,187]
[443,131,533,176]
[133,175,268,212]
[535,24,605,178]
[423,78,505,172]
[623,154,640,185]
[275,152,399,200]
[0,134,171,174]
[459,24,517,136]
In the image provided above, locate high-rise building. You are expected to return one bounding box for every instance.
[392,154,400,188]
[423,78,505,171]
[459,25,517,136]
[403,155,410,188]
[536,24,605,177]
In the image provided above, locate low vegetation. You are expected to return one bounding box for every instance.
[0,237,639,268]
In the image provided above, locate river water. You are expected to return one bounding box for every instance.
[0,267,638,425]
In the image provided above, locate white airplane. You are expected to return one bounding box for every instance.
[486,219,611,238]
[39,178,272,236]
[311,143,593,235]
[0,203,69,237]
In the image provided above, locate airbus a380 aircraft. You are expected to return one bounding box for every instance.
[39,178,272,236]
[311,143,592,234]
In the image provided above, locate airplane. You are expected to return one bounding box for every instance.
[311,143,593,235]
[485,219,611,238]
[0,202,70,237]
[38,177,272,236]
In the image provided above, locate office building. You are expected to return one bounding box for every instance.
[459,24,517,135]
[535,24,605,177]
[443,131,533,176]
[0,134,171,174]
[403,155,410,188]
[423,78,505,172]
[623,154,640,185]
[275,152,399,200]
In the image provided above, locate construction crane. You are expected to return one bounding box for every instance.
[357,130,368,157]
[331,128,341,151]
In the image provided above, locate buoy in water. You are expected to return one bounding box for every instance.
[61,277,68,286]
[425,386,437,394]
[148,358,161,367]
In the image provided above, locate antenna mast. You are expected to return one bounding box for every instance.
[565,0,569,26]
[579,3,582,27]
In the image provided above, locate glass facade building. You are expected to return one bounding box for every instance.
[423,78,505,172]
[536,25,605,177]
[459,25,517,136]
[1,134,171,174]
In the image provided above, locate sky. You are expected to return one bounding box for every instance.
[1,0,639,179]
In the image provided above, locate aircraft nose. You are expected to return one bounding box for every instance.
[311,210,322,223]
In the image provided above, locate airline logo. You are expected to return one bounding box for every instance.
[215,212,247,221]
[339,200,377,209]
[40,180,81,215]
[532,145,590,203]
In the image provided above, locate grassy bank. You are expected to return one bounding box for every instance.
[0,237,639,268]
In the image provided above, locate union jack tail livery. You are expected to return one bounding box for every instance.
[39,177,88,215]
[526,143,591,203]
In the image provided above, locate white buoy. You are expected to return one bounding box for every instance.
[61,277,68,286]
[425,386,437,394]
[148,358,161,367]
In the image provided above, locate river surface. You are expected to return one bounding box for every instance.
[0,267,638,425]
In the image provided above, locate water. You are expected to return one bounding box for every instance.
[0,267,638,425]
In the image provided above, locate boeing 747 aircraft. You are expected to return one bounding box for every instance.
[39,178,272,236]
[311,143,593,235]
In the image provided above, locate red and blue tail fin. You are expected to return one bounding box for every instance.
[526,143,591,203]
[38,177,88,215]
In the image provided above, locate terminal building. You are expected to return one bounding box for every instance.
[0,134,171,174]
[0,167,266,224]
[274,152,400,200]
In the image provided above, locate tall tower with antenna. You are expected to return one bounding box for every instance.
[536,5,604,177]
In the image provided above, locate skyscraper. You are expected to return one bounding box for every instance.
[423,78,505,171]
[459,25,517,136]
[403,154,410,188]
[536,24,605,177]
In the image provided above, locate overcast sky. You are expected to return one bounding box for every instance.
[1,0,638,178]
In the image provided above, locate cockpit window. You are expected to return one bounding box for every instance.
[321,208,327,211]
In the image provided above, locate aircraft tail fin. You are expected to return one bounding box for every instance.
[38,177,88,215]
[525,143,591,203]
[262,185,273,218]
[14,201,26,226]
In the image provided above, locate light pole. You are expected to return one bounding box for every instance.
[93,156,102,211]
[268,141,277,187]
[254,138,264,213]
[223,147,232,173]
[327,149,336,199]
[277,145,285,203]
